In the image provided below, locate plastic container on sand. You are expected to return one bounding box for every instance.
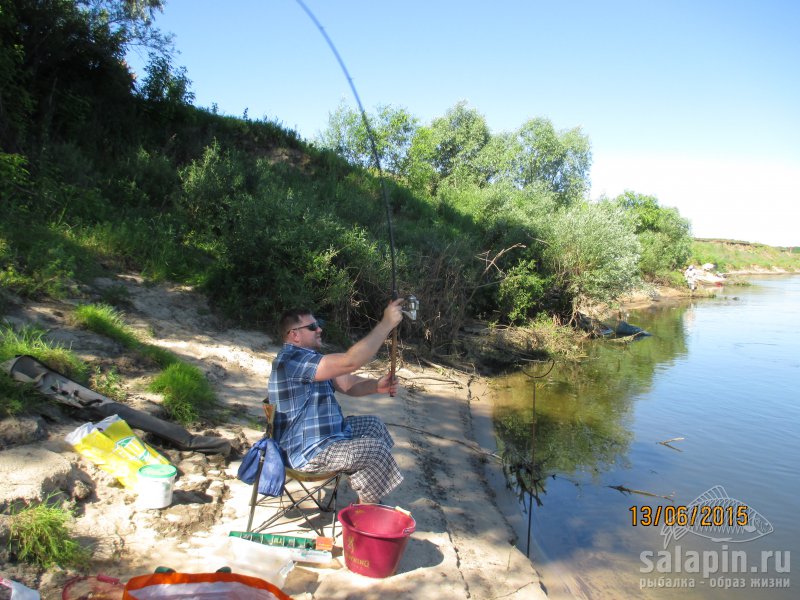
[211,536,295,589]
[136,464,177,509]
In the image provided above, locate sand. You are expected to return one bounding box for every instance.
[0,274,546,599]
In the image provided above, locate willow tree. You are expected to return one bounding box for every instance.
[544,201,641,318]
[317,101,419,176]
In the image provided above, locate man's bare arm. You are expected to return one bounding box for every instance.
[314,299,404,382]
[333,373,398,397]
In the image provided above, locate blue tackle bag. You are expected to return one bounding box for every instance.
[237,437,285,496]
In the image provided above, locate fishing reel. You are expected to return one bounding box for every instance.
[401,294,419,321]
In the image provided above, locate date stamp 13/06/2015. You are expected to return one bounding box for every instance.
[630,504,749,528]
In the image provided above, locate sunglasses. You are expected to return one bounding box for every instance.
[287,319,324,334]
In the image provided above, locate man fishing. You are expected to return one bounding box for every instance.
[268,299,405,504]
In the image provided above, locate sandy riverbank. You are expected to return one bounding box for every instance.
[0,274,547,599]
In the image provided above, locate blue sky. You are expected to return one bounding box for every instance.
[129,0,800,246]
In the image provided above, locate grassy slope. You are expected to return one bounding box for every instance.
[691,239,800,272]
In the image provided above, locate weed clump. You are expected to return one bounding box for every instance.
[8,496,90,568]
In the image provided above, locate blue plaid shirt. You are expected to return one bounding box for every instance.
[268,343,352,468]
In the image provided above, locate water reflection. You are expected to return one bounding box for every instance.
[493,302,693,504]
[491,277,800,599]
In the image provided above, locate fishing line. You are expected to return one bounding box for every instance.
[294,0,406,384]
[294,0,398,300]
[384,422,502,461]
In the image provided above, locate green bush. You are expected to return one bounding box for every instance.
[498,260,550,324]
[544,202,641,316]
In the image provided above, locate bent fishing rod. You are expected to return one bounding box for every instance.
[294,0,417,387]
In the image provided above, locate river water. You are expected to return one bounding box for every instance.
[491,275,798,599]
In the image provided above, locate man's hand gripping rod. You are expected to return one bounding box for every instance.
[389,295,418,396]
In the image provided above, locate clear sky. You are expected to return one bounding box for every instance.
[128,0,800,247]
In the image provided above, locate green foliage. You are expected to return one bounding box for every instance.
[0,215,98,299]
[91,365,125,401]
[178,140,250,232]
[82,0,170,54]
[500,118,592,206]
[80,216,210,283]
[0,153,32,202]
[498,260,550,324]
[8,495,90,568]
[692,239,800,271]
[426,101,492,188]
[138,51,195,121]
[0,5,33,150]
[613,190,692,280]
[6,0,138,154]
[544,202,641,316]
[149,362,215,425]
[317,101,419,176]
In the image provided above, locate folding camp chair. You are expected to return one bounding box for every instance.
[246,400,343,539]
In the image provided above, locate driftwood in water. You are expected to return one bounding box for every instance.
[608,484,675,502]
[658,437,685,451]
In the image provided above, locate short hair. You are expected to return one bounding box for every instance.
[278,308,313,338]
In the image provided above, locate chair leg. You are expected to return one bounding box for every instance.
[252,473,342,538]
[245,448,267,532]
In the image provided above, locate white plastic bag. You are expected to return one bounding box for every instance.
[0,578,41,600]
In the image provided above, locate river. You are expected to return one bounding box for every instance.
[490,275,799,599]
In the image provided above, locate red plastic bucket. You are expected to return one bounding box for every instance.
[338,504,416,578]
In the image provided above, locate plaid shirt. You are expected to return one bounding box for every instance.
[268,343,352,468]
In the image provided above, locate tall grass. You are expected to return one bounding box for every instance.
[73,303,176,368]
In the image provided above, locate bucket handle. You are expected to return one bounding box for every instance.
[402,526,415,536]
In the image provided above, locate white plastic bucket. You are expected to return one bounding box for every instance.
[137,464,177,509]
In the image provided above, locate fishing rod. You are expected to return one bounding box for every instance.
[294,0,417,388]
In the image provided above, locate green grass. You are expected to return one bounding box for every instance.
[692,239,800,272]
[149,362,216,425]
[74,303,215,424]
[8,495,91,568]
[91,365,125,401]
[74,303,139,346]
[0,323,89,416]
[73,303,176,368]
[0,323,88,379]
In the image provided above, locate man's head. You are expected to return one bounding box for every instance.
[279,308,324,349]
